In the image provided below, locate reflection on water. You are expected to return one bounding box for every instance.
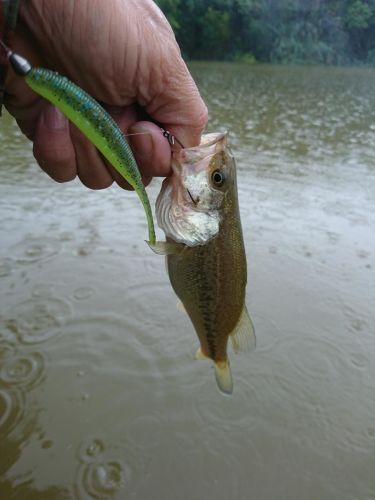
[1,64,375,499]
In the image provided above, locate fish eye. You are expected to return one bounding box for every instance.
[211,169,225,187]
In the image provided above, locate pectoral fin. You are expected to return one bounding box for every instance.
[146,240,185,255]
[176,300,187,314]
[230,306,256,354]
[214,360,233,395]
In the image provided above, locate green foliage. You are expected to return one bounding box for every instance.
[153,0,375,65]
[199,7,231,58]
[232,52,257,64]
[346,1,372,29]
[156,0,180,29]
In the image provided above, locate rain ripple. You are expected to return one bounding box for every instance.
[4,297,72,344]
[120,281,200,386]
[9,236,61,263]
[78,438,105,463]
[266,333,349,381]
[73,286,95,301]
[61,314,160,386]
[193,374,259,433]
[0,258,12,278]
[0,388,26,439]
[74,437,139,499]
[0,352,44,389]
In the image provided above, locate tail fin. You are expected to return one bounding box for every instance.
[214,360,233,395]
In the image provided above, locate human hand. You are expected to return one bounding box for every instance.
[4,0,208,189]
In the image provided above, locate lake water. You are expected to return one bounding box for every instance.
[0,62,374,499]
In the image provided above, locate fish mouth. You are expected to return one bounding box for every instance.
[182,131,228,150]
[186,189,199,205]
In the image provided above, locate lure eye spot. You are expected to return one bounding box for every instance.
[212,169,225,187]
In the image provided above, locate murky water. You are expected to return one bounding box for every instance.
[1,63,374,499]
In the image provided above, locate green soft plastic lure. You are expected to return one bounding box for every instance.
[4,46,156,244]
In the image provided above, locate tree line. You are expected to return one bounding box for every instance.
[155,0,375,65]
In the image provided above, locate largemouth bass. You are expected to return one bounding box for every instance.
[152,132,255,394]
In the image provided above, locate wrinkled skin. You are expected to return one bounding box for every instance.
[3,0,208,189]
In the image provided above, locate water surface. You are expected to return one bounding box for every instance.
[0,63,374,499]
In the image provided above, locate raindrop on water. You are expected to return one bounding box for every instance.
[0,352,45,389]
[73,287,95,301]
[0,258,12,278]
[79,462,124,499]
[9,236,61,263]
[32,284,56,298]
[41,439,53,449]
[0,342,16,359]
[3,297,72,344]
[0,387,26,438]
[78,438,105,463]
[350,353,367,369]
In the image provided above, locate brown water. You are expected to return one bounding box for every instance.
[0,63,374,499]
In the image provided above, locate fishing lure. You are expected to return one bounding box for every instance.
[0,41,156,244]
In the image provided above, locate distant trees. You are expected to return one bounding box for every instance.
[154,0,375,64]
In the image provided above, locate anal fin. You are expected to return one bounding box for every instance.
[195,346,210,360]
[176,300,187,314]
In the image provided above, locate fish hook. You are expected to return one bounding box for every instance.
[160,128,185,149]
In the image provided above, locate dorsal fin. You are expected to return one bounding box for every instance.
[230,306,256,354]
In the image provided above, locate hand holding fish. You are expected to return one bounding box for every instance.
[2,0,207,189]
[2,1,253,395]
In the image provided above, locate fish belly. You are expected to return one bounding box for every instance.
[166,233,246,362]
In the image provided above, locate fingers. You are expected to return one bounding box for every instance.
[32,104,77,183]
[69,124,114,189]
[23,100,175,190]
[30,103,112,188]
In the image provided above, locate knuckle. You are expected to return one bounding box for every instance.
[195,103,209,131]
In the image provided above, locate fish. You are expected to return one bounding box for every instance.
[151,132,255,394]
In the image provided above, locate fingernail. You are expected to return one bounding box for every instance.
[43,105,68,130]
